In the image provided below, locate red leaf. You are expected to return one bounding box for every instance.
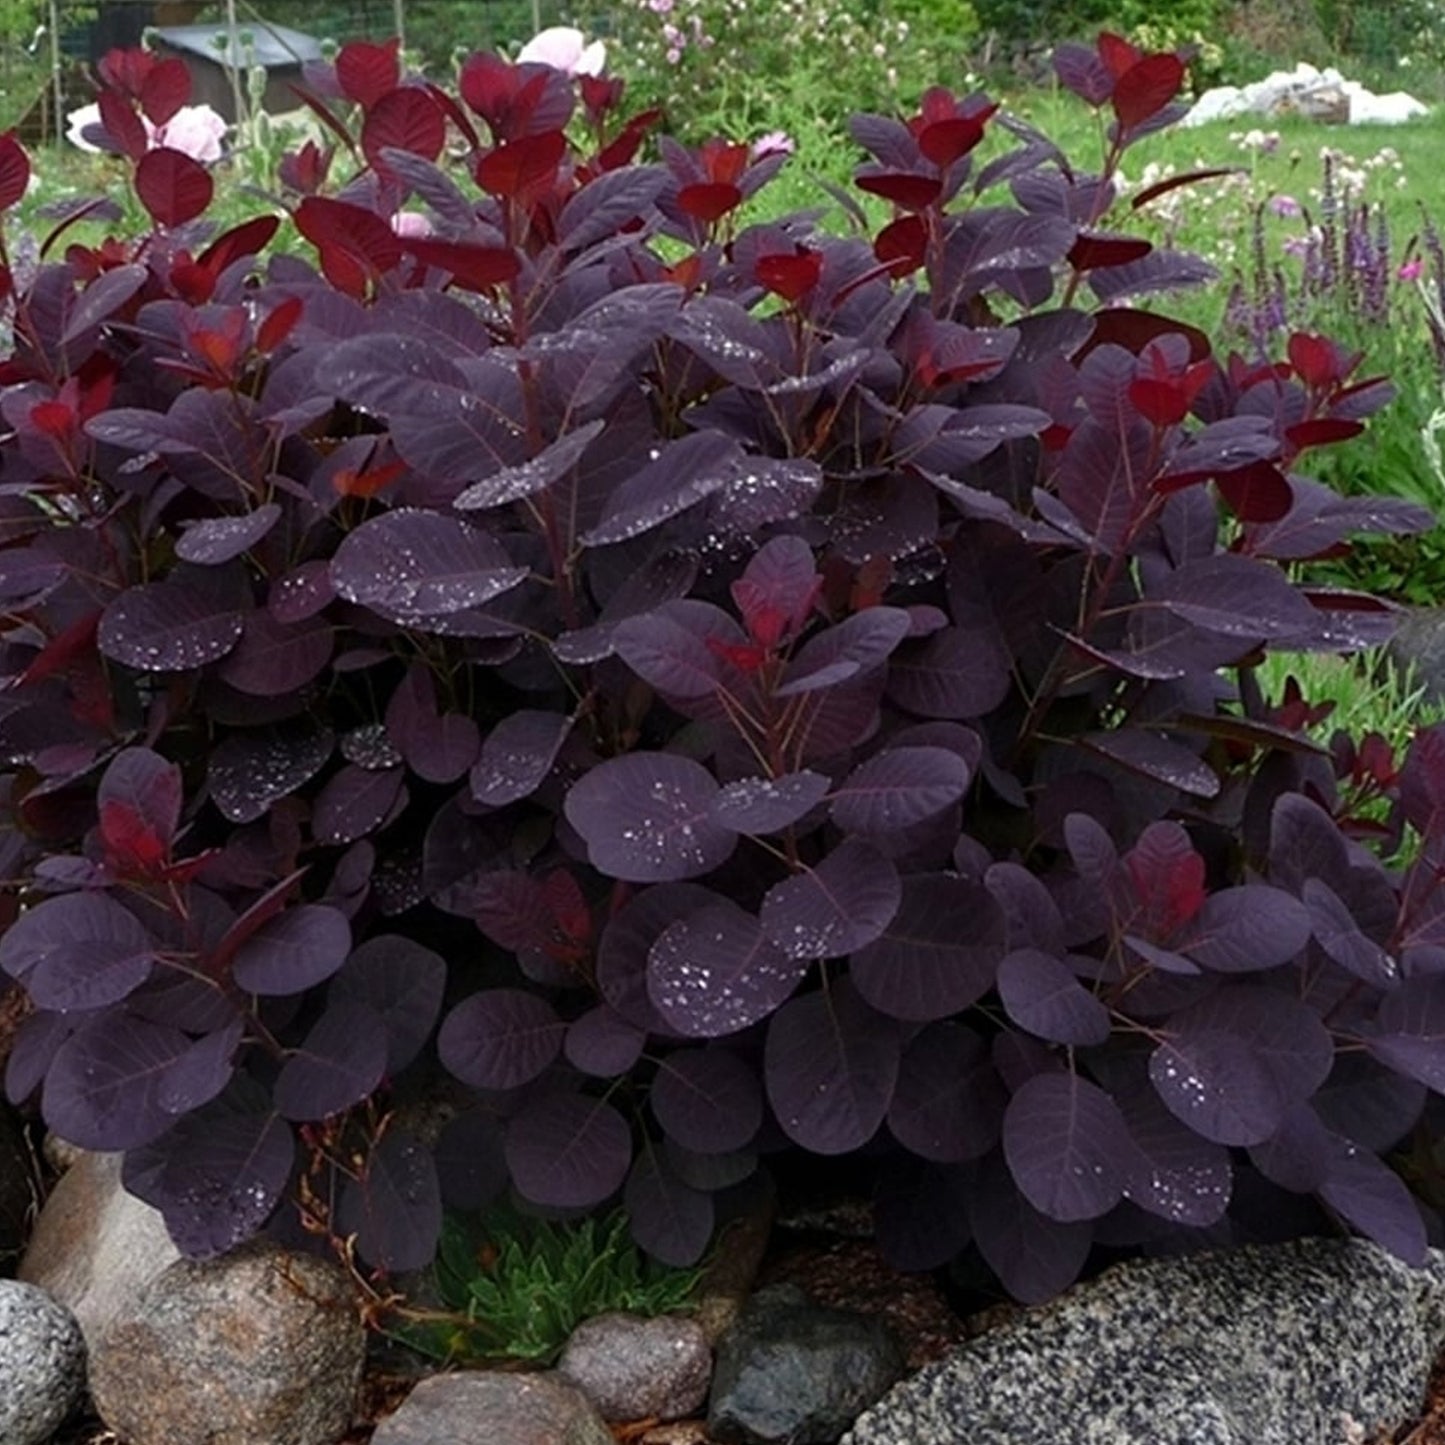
[362,86,446,174]
[333,457,407,499]
[0,263,11,304]
[1098,32,1142,79]
[29,399,76,441]
[1129,377,1189,427]
[1286,417,1364,451]
[1080,308,1210,363]
[99,89,148,162]
[756,247,823,302]
[402,237,520,291]
[134,147,213,228]
[256,296,304,353]
[0,131,29,211]
[917,114,989,167]
[855,171,942,211]
[459,50,517,127]
[1068,232,1151,271]
[676,181,743,223]
[476,130,567,200]
[1111,54,1184,129]
[139,57,190,126]
[337,38,401,109]
[874,214,928,277]
[1288,332,1340,388]
[294,196,403,278]
[100,800,169,875]
[1216,460,1293,523]
[202,216,280,276]
[425,81,480,152]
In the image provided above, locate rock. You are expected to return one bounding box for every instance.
[1185,63,1427,127]
[0,1280,86,1445]
[692,1185,775,1346]
[558,1310,712,1422]
[369,1371,614,1445]
[843,1238,1445,1445]
[0,1102,37,1266]
[708,1283,905,1444]
[19,1149,180,1351]
[88,1239,364,1445]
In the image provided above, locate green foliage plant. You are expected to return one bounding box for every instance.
[398,1203,704,1364]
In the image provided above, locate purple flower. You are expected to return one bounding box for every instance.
[1268,194,1302,219]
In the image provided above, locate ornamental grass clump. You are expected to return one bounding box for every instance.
[0,30,1442,1311]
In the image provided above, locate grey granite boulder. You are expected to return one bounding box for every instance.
[558,1310,712,1421]
[1387,607,1445,703]
[0,1279,86,1445]
[709,1283,905,1444]
[844,1238,1445,1445]
[19,1148,180,1351]
[88,1238,364,1445]
[369,1371,614,1445]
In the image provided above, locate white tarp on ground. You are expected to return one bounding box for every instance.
[1185,62,1428,126]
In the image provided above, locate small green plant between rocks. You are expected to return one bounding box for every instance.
[393,1203,705,1365]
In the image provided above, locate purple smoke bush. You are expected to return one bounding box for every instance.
[0,30,1440,1305]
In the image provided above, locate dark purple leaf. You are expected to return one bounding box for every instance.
[312,764,405,845]
[269,561,336,623]
[274,999,388,1120]
[434,1110,509,1211]
[1317,1144,1427,1264]
[1118,1085,1232,1225]
[1179,885,1312,974]
[208,721,333,823]
[565,753,735,883]
[650,1048,762,1153]
[126,1099,293,1258]
[764,982,900,1154]
[43,1014,192,1148]
[1302,879,1396,986]
[851,874,1003,1021]
[888,1021,1005,1162]
[997,949,1111,1045]
[777,608,912,696]
[337,1129,443,1273]
[614,600,740,700]
[1369,976,1445,1090]
[967,1158,1092,1304]
[1152,554,1318,639]
[99,747,182,851]
[217,611,332,697]
[624,1151,715,1268]
[887,626,1012,718]
[1003,1071,1131,1222]
[648,899,810,1037]
[761,839,901,960]
[99,576,244,671]
[1079,730,1219,798]
[157,1021,242,1114]
[581,431,741,547]
[505,1091,633,1208]
[329,935,446,1072]
[384,665,480,784]
[438,988,565,1090]
[230,904,351,997]
[708,771,831,834]
[331,508,528,619]
[829,747,971,834]
[470,711,572,806]
[596,882,715,1031]
[0,892,157,1012]
[873,1159,973,1272]
[175,505,281,564]
[565,1006,646,1077]
[453,420,605,509]
[1053,42,1113,104]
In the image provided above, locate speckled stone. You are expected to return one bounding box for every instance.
[368,1371,615,1445]
[88,1239,364,1445]
[0,1279,86,1445]
[843,1238,1445,1445]
[558,1311,712,1421]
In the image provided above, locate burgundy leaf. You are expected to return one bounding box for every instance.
[99,576,244,672]
[312,764,405,845]
[708,771,831,835]
[564,753,735,883]
[505,1091,633,1208]
[135,148,213,229]
[1003,1071,1131,1221]
[208,721,333,824]
[337,1128,443,1273]
[437,988,565,1090]
[0,131,31,211]
[761,839,902,959]
[329,935,446,1072]
[648,899,810,1037]
[362,87,446,174]
[175,506,281,565]
[765,983,901,1154]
